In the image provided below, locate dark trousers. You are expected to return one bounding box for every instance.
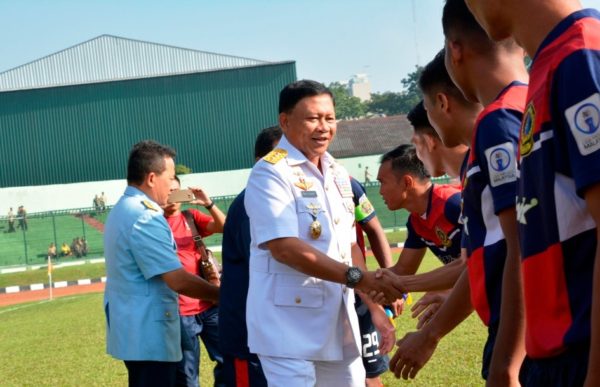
[177,306,225,387]
[125,360,177,387]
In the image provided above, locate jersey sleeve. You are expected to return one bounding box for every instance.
[476,110,520,214]
[351,177,376,225]
[191,208,214,237]
[554,49,600,197]
[443,191,462,226]
[403,217,426,249]
[130,211,182,279]
[244,162,298,249]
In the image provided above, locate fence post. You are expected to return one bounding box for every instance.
[51,211,58,249]
[81,211,87,240]
[22,223,29,265]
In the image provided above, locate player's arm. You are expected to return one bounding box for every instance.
[584,183,600,387]
[389,246,427,275]
[390,264,473,379]
[361,215,393,268]
[351,243,395,354]
[487,207,526,387]
[162,268,219,302]
[396,255,465,293]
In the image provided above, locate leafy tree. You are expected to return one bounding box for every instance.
[366,66,424,116]
[175,163,192,175]
[328,82,367,119]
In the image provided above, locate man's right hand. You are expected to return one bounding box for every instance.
[357,269,404,304]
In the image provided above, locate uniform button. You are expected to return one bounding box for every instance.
[165,312,171,317]
[334,217,340,225]
[341,252,346,259]
[295,296,302,304]
[325,185,329,191]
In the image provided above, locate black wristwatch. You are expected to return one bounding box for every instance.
[345,266,363,288]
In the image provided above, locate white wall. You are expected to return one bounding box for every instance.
[0,155,380,214]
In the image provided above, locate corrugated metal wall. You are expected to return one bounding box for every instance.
[0,62,296,187]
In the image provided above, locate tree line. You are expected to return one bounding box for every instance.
[329,66,423,120]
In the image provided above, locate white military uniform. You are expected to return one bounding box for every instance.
[244,135,363,386]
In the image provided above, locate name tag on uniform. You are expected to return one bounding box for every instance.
[301,190,317,198]
[334,176,353,198]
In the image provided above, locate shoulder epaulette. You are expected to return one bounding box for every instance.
[262,148,288,164]
[141,200,158,211]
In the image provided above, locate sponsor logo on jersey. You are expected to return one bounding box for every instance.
[565,93,600,155]
[485,142,517,187]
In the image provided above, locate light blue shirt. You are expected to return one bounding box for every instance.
[103,186,182,361]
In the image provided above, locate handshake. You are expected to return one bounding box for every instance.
[355,268,407,305]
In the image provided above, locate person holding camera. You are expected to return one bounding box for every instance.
[162,176,226,387]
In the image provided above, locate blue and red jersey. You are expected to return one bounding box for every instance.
[404,183,462,264]
[517,9,600,359]
[461,81,528,327]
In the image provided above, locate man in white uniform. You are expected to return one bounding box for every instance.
[244,80,400,386]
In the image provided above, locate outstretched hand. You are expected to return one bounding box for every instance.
[389,330,439,379]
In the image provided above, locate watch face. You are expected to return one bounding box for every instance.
[347,267,362,287]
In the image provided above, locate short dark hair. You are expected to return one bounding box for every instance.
[127,140,176,185]
[419,49,466,102]
[279,80,334,114]
[443,0,517,53]
[255,126,283,159]
[380,144,430,180]
[407,100,439,139]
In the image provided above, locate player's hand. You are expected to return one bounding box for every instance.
[369,306,396,355]
[357,270,404,304]
[390,330,439,379]
[189,187,211,206]
[389,298,405,316]
[411,291,448,329]
[366,269,406,305]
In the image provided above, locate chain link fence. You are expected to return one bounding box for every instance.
[0,178,450,268]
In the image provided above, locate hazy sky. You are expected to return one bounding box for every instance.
[1,0,599,93]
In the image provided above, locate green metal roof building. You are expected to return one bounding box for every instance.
[0,35,296,187]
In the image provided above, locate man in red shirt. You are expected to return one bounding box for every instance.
[163,176,226,387]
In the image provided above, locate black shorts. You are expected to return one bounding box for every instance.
[354,295,389,378]
[524,343,589,387]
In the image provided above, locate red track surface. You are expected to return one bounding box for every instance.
[0,282,105,307]
[0,247,403,307]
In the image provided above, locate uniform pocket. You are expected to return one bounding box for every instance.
[274,286,324,308]
[152,303,178,321]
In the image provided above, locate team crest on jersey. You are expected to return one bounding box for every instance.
[485,142,517,187]
[520,103,535,157]
[565,93,600,156]
[435,227,452,248]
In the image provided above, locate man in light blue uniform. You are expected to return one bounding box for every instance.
[104,140,219,387]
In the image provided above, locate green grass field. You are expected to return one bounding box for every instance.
[0,253,487,386]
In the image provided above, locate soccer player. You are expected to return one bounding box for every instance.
[389,1,530,382]
[465,0,600,385]
[408,100,468,179]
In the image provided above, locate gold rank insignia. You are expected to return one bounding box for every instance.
[263,148,288,164]
[295,177,314,191]
[141,200,158,211]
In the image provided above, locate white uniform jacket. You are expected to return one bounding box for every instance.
[244,135,361,361]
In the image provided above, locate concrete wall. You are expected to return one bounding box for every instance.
[0,155,382,214]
